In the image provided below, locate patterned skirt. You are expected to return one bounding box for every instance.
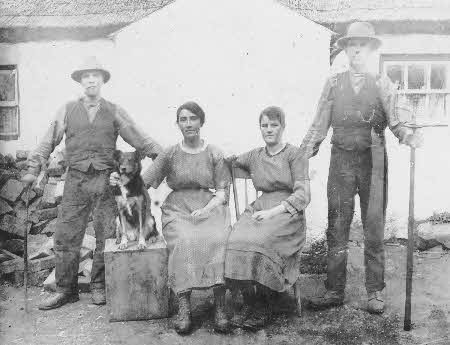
[161,189,231,293]
[225,190,305,292]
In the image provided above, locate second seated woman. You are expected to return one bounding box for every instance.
[225,106,310,330]
[141,101,231,334]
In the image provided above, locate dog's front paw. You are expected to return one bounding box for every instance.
[148,235,158,244]
[118,240,128,250]
[137,241,147,250]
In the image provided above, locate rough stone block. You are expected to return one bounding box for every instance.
[79,258,93,276]
[0,179,25,203]
[20,189,37,204]
[29,238,53,260]
[82,234,96,251]
[0,214,27,238]
[30,219,52,235]
[80,248,93,262]
[30,207,58,223]
[418,222,450,248]
[3,238,24,255]
[0,169,19,188]
[39,183,57,209]
[104,238,169,321]
[1,154,16,169]
[16,150,30,161]
[41,218,58,236]
[0,199,13,216]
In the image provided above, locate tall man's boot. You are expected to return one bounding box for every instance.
[38,292,79,310]
[307,290,344,310]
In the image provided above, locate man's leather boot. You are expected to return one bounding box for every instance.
[307,290,344,310]
[213,287,230,333]
[38,292,79,310]
[174,291,192,335]
[367,290,384,314]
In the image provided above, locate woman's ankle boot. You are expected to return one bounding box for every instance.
[213,287,230,333]
[230,285,255,327]
[174,291,192,334]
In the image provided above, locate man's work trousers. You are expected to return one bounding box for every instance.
[325,145,387,294]
[54,167,117,293]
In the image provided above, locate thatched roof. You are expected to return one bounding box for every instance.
[280,0,450,34]
[3,0,450,42]
[0,0,173,42]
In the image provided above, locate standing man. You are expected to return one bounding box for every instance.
[300,22,422,314]
[22,57,162,310]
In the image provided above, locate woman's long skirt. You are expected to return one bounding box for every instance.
[225,190,305,292]
[161,189,231,293]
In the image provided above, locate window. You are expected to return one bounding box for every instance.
[381,55,450,125]
[0,65,19,140]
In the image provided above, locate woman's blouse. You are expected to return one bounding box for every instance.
[142,143,230,191]
[235,143,310,214]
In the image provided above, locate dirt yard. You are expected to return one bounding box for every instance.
[0,243,449,345]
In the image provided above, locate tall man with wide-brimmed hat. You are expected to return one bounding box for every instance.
[22,56,162,310]
[300,22,422,313]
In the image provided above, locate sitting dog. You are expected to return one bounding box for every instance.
[112,150,158,250]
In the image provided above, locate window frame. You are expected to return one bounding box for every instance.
[380,54,450,124]
[0,64,20,140]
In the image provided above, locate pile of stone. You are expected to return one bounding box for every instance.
[0,150,96,288]
[416,212,450,251]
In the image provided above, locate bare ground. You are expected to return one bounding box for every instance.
[0,244,449,345]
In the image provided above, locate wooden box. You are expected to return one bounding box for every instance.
[104,238,169,322]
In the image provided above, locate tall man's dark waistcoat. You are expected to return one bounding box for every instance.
[64,99,118,171]
[330,72,387,151]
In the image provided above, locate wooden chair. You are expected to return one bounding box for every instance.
[230,164,302,316]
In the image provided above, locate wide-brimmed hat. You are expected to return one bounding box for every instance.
[336,22,382,49]
[71,56,111,83]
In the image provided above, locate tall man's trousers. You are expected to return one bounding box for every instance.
[325,145,388,294]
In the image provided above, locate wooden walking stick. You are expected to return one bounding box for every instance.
[403,95,448,331]
[24,186,32,313]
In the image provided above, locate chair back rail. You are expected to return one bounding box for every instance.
[231,165,252,220]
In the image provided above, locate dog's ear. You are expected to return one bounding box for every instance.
[134,149,145,161]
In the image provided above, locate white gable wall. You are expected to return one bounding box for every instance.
[110,0,330,152]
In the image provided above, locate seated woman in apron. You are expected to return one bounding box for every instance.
[225,106,310,330]
[141,102,231,334]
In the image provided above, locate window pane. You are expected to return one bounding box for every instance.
[386,64,404,89]
[408,64,426,90]
[0,70,16,102]
[0,107,18,135]
[405,94,427,121]
[430,64,447,89]
[429,94,448,121]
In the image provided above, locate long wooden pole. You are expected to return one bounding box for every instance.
[24,187,30,313]
[404,129,415,331]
